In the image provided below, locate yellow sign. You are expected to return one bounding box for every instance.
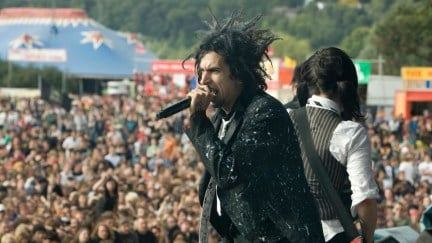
[401,67,432,81]
[284,56,297,68]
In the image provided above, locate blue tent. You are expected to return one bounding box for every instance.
[0,8,158,79]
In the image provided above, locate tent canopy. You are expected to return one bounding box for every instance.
[0,8,158,79]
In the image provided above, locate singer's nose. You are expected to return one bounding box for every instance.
[200,71,210,85]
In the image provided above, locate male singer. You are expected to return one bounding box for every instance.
[184,11,324,242]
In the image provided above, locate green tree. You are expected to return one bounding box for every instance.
[340,26,370,58]
[271,33,313,62]
[365,0,395,21]
[0,0,414,69]
[287,2,372,49]
[0,57,75,91]
[373,0,432,74]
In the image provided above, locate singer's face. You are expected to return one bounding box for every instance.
[198,51,242,113]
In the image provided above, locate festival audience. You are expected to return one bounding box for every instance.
[0,73,430,242]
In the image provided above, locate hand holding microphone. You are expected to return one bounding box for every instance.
[156,86,215,120]
[189,85,214,114]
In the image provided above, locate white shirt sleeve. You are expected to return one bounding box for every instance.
[329,121,379,216]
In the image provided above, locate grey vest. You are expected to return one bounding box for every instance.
[292,106,352,220]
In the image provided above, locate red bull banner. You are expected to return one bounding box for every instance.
[151,60,195,74]
[8,48,67,63]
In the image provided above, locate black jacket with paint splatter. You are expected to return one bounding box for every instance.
[185,90,324,243]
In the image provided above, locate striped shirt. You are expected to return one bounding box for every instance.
[291,95,379,241]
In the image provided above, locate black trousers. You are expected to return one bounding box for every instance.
[220,235,289,243]
[219,235,249,243]
[327,232,350,243]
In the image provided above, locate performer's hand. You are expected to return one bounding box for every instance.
[188,85,215,115]
[350,236,363,243]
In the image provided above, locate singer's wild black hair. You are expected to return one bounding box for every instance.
[296,47,365,121]
[184,10,278,91]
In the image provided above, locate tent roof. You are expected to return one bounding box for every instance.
[0,8,158,79]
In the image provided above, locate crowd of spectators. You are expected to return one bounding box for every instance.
[369,108,432,233]
[0,73,431,242]
[0,74,211,243]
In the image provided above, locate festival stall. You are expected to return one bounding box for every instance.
[0,8,157,79]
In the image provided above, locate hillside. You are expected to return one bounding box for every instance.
[1,0,431,75]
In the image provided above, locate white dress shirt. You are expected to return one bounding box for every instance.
[215,112,236,216]
[304,95,379,241]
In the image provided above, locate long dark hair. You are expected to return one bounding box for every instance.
[297,47,365,121]
[184,10,278,94]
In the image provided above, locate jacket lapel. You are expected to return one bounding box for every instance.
[211,111,222,133]
[221,110,243,145]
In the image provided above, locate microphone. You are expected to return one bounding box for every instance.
[156,97,191,120]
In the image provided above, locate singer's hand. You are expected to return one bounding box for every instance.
[188,85,215,115]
